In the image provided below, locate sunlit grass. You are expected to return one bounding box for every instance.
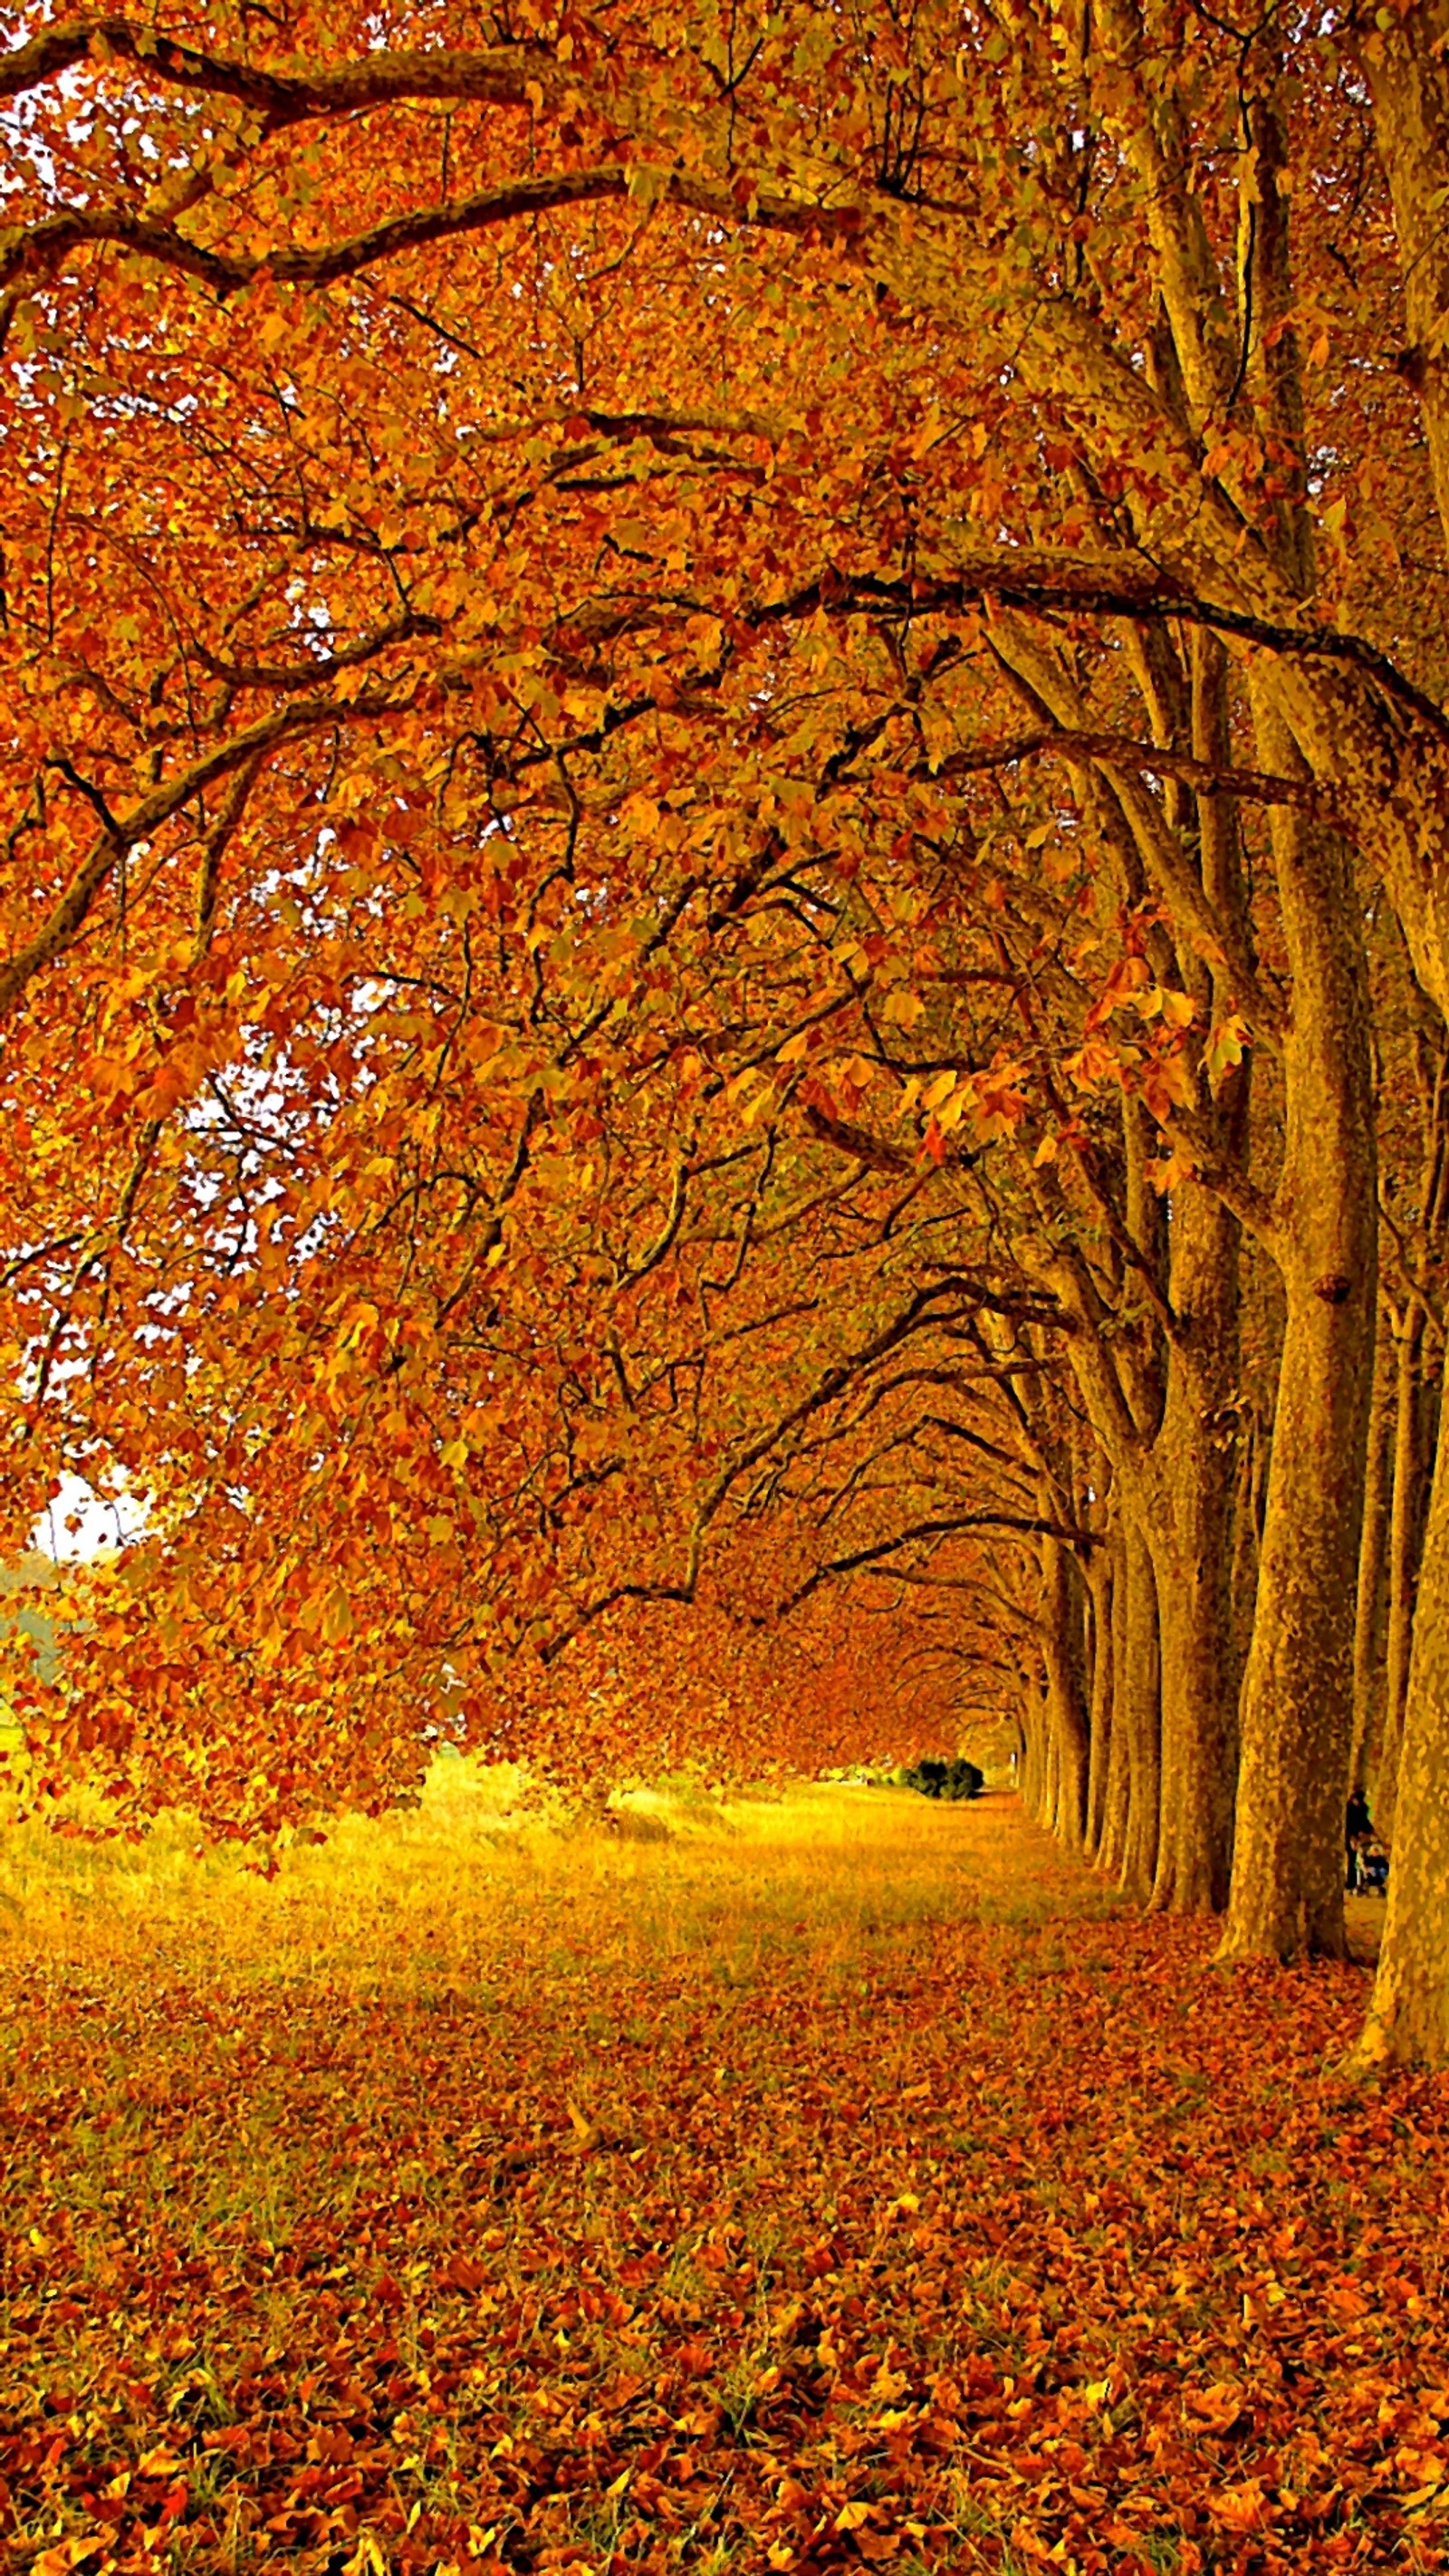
[0,1769,1093,1996]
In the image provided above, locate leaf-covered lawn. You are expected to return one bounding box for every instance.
[1,1790,1445,2576]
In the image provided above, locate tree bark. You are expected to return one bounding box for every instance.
[1363,0,1449,558]
[1098,1526,1134,1879]
[1084,1528,1116,1864]
[1376,1303,1433,1842]
[1230,1408,1265,1687]
[1351,1317,1395,1794]
[1217,770,1377,1962]
[1146,1186,1241,1913]
[1019,1673,1047,1821]
[1117,1511,1162,1903]
[1348,1396,1449,2071]
[1041,1531,1090,1851]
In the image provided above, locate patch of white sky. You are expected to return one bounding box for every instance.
[15,883,405,1561]
[32,1468,149,1561]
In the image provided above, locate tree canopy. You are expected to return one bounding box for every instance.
[5,0,1449,2062]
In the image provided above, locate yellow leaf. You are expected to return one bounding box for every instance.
[321,1588,353,1646]
[880,988,926,1028]
[342,2537,388,2576]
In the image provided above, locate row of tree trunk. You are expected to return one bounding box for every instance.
[1010,1247,1445,2066]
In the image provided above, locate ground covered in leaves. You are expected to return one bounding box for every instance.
[1,1783,1446,2576]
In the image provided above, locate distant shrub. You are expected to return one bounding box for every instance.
[900,1756,984,1802]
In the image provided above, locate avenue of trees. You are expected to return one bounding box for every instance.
[3,0,1449,2064]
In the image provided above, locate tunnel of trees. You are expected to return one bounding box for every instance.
[3,0,1449,2066]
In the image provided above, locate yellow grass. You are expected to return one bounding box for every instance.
[0,1771,1109,1997]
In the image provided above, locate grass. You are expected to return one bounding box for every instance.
[0,1772,1098,1997]
[0,1781,1444,2576]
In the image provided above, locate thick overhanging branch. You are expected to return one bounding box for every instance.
[0,683,410,1024]
[933,726,1329,816]
[0,168,856,312]
[0,23,559,121]
[788,566,1449,754]
[802,1103,913,1175]
[776,1509,1095,1613]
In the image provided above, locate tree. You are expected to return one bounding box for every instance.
[4,0,1449,2056]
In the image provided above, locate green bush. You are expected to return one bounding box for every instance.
[900,1756,984,1802]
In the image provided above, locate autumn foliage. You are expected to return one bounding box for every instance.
[5,0,1449,2069]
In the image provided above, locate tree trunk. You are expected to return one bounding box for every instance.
[1348,1396,1449,2070]
[1230,1404,1266,1684]
[1117,1512,1162,1903]
[1084,1533,1116,1864]
[1363,0,1449,558]
[1147,1187,1241,1913]
[1351,1318,1394,1793]
[1019,1675,1047,1821]
[1377,1303,1431,1842]
[1217,768,1377,1963]
[1097,1527,1134,1879]
[1147,1514,1234,1912]
[1041,1531,1089,1851]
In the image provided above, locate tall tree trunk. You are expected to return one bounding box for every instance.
[1117,1511,1162,1903]
[1364,1,1449,558]
[1084,1531,1116,1864]
[1043,1718,1061,1837]
[1147,1187,1241,1913]
[1098,1526,1135,1879]
[1230,1404,1266,1685]
[1217,767,1377,1963]
[1041,1530,1089,1851]
[1351,1318,1395,1793]
[1377,1303,1431,1842]
[1348,1398,1449,2071]
[1020,1673,1047,1821]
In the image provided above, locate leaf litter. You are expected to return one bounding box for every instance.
[1,1791,1445,2575]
